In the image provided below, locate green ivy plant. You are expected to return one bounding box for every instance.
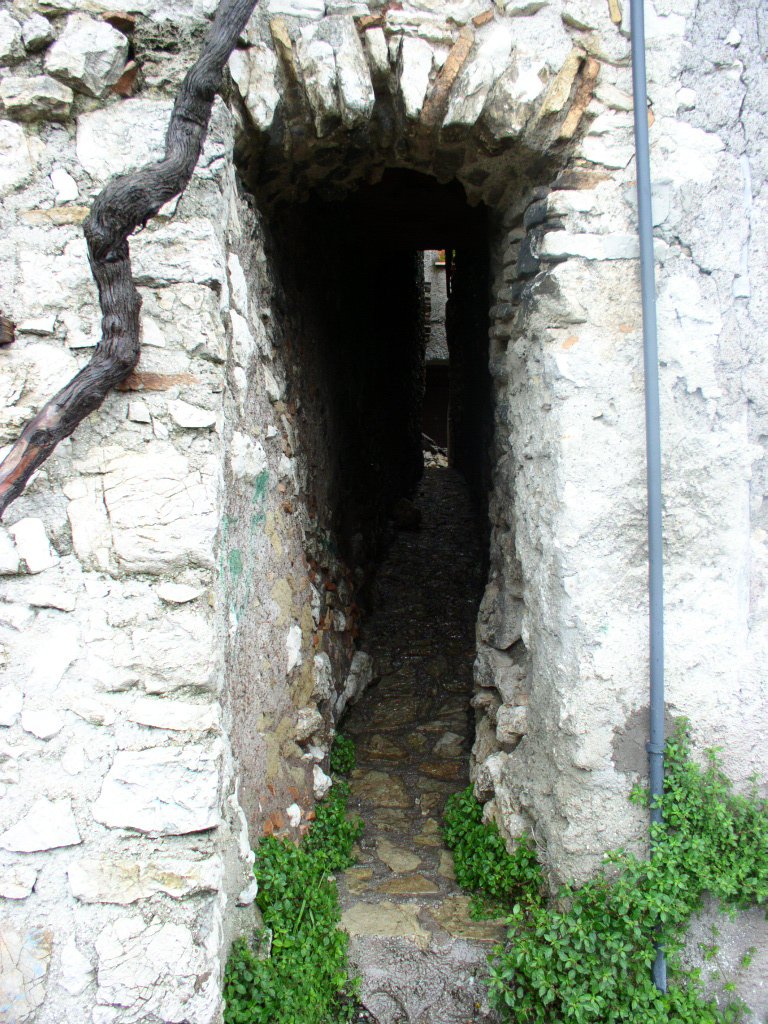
[442,784,545,917]
[444,721,768,1024]
[329,733,357,775]
[224,741,363,1024]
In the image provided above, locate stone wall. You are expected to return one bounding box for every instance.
[0,0,767,1019]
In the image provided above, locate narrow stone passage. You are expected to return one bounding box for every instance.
[339,467,503,1024]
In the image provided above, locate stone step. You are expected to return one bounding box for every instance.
[342,898,503,1024]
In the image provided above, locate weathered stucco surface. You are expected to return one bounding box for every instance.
[0,0,766,1019]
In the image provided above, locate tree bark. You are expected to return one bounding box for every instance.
[0,0,258,518]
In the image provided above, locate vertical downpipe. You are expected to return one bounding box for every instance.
[629,0,667,993]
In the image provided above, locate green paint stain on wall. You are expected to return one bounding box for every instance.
[229,549,244,578]
[251,512,266,530]
[253,470,269,505]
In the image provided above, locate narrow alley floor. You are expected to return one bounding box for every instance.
[339,467,505,1024]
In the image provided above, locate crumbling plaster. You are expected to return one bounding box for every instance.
[0,0,766,1020]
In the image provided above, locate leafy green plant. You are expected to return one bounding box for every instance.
[443,785,544,916]
[329,733,356,775]
[444,722,767,1024]
[224,742,363,1024]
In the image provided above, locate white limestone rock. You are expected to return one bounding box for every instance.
[45,14,128,97]
[227,254,249,315]
[0,864,37,900]
[333,16,375,128]
[156,582,205,604]
[0,119,35,196]
[481,52,548,140]
[131,218,226,289]
[68,854,222,903]
[17,316,57,336]
[501,0,548,13]
[398,37,433,120]
[59,940,94,996]
[313,652,334,700]
[236,876,259,906]
[99,447,217,574]
[0,11,24,65]
[474,644,526,704]
[8,518,59,574]
[230,431,268,482]
[94,916,213,1024]
[313,765,332,799]
[63,476,113,573]
[21,708,65,740]
[286,802,302,827]
[76,99,172,183]
[0,75,74,122]
[0,797,81,852]
[50,166,78,201]
[93,746,220,835]
[127,696,218,732]
[0,924,52,1021]
[127,400,151,424]
[286,623,303,672]
[477,580,523,650]
[168,399,217,430]
[229,43,280,133]
[0,527,19,574]
[295,706,323,742]
[444,22,515,128]
[267,0,325,17]
[0,686,23,727]
[496,704,529,744]
[130,611,217,694]
[22,15,54,53]
[364,27,389,82]
[473,751,508,801]
[296,31,338,136]
[539,232,641,261]
[334,649,373,718]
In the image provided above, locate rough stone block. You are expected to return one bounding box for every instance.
[100,447,218,574]
[68,854,223,904]
[0,11,24,66]
[21,15,53,53]
[44,14,128,97]
[0,925,52,1023]
[0,75,74,122]
[0,797,81,852]
[8,519,59,575]
[0,120,35,196]
[444,21,514,128]
[94,916,217,1024]
[398,37,433,120]
[76,98,172,183]
[228,43,280,133]
[92,746,221,835]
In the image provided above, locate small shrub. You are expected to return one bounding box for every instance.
[444,723,767,1024]
[330,734,356,775]
[443,785,544,916]
[224,742,363,1024]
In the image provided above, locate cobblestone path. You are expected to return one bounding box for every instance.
[339,467,504,1024]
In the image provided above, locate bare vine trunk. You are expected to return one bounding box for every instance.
[0,0,258,517]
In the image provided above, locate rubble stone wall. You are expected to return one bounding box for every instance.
[0,0,766,1019]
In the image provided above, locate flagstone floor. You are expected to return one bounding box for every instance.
[338,467,504,1024]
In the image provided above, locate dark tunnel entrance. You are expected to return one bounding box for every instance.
[256,169,497,962]
[262,169,493,585]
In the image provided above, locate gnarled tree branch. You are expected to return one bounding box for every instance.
[0,0,258,517]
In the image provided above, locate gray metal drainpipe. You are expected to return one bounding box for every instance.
[628,0,668,993]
